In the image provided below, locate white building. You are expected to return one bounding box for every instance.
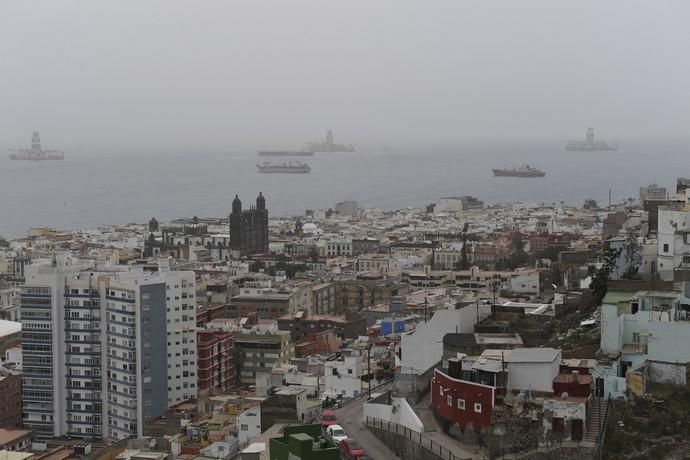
[356,254,400,273]
[600,288,690,390]
[324,353,364,398]
[237,407,262,447]
[435,197,464,214]
[507,270,540,295]
[504,348,561,393]
[21,255,197,440]
[657,206,690,281]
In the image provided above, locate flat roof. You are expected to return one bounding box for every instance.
[601,291,635,305]
[504,348,560,363]
[242,443,266,454]
[0,320,21,337]
[0,429,31,445]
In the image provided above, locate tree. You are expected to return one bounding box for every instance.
[505,238,530,269]
[583,198,598,210]
[622,227,642,279]
[590,243,622,303]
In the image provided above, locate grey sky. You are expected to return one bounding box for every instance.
[1,0,689,151]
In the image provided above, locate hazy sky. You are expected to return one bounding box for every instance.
[1,0,689,151]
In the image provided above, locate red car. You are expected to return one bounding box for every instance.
[339,438,365,459]
[320,409,337,429]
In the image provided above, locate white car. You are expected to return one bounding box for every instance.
[326,424,348,442]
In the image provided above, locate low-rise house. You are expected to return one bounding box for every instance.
[504,348,562,393]
[431,358,496,433]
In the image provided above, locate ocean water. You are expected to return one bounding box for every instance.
[0,140,687,239]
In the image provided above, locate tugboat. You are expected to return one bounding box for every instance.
[492,164,546,178]
[257,161,311,174]
[9,131,64,161]
[566,128,618,151]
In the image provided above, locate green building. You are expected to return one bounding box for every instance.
[268,425,340,460]
[234,329,294,384]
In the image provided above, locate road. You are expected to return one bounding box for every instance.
[335,392,402,460]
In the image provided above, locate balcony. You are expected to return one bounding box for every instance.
[622,343,647,354]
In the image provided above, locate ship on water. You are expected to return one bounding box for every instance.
[9,131,64,161]
[258,150,314,157]
[257,161,311,174]
[492,164,545,178]
[566,128,618,151]
[306,129,355,153]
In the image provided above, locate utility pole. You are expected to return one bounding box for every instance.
[367,343,373,400]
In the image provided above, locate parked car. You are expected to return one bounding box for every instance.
[326,424,348,442]
[320,409,337,429]
[339,438,365,458]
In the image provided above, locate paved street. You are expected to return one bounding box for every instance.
[335,394,402,460]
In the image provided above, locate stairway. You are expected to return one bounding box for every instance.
[584,397,605,445]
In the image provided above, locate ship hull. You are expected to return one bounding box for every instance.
[257,167,310,173]
[258,151,315,157]
[9,154,64,161]
[565,145,618,152]
[492,169,545,178]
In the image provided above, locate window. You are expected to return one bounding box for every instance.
[457,399,465,410]
[447,395,452,406]
[474,403,482,413]
[439,385,443,396]
[663,243,669,253]
[240,424,248,431]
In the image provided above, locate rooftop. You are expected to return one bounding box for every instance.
[504,348,560,363]
[0,320,21,338]
[0,429,31,445]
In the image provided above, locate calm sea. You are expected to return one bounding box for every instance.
[0,140,687,239]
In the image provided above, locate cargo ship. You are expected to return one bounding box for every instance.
[306,130,355,152]
[492,164,545,178]
[258,150,314,157]
[9,131,64,161]
[566,128,618,151]
[257,161,311,174]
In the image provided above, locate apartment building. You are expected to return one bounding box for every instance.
[197,330,235,394]
[21,255,197,440]
[234,329,293,385]
[228,282,312,320]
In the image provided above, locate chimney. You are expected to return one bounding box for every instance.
[448,358,462,379]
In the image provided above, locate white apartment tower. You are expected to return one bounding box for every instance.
[21,255,197,440]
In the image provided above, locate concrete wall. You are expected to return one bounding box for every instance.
[400,305,485,375]
[508,359,560,393]
[647,321,690,363]
[600,303,624,354]
[366,425,458,460]
[363,394,424,433]
[591,363,627,400]
[648,361,688,385]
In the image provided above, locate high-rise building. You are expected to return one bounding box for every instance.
[21,255,197,440]
[229,193,269,258]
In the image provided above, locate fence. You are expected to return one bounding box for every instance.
[365,416,472,460]
[595,396,613,460]
[335,378,394,409]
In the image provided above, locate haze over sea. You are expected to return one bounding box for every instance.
[1,140,687,239]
